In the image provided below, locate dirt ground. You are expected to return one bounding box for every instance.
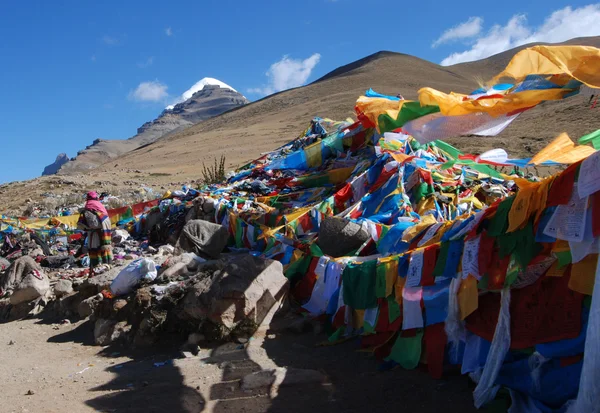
[0,315,481,413]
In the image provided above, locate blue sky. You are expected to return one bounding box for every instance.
[1,0,599,183]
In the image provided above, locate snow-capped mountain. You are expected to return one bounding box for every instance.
[46,79,249,175]
[166,77,242,110]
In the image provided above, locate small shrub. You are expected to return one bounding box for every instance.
[201,155,226,185]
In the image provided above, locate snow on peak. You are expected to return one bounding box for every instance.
[165,77,237,110]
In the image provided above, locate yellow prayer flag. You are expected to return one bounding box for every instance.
[459,275,479,320]
[395,276,406,307]
[570,254,598,295]
[491,45,600,89]
[304,141,323,168]
[529,133,596,165]
[401,215,437,242]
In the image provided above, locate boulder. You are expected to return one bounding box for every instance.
[181,255,289,332]
[202,197,216,214]
[9,272,50,305]
[316,216,370,258]
[76,267,121,297]
[54,279,73,297]
[176,219,229,259]
[94,318,117,346]
[94,319,116,345]
[78,293,103,319]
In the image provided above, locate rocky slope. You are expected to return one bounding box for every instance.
[53,81,249,175]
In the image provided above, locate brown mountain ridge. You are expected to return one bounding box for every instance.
[2,36,600,214]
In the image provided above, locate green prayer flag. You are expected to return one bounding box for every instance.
[433,242,450,277]
[377,103,440,134]
[578,129,600,149]
[433,140,463,159]
[310,243,324,258]
[385,330,424,369]
[504,254,520,287]
[342,261,378,310]
[488,197,515,237]
[387,295,401,323]
[556,250,572,268]
[285,254,310,280]
[375,262,387,298]
[413,182,434,203]
[328,327,345,342]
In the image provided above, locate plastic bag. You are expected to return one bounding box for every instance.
[110,258,157,296]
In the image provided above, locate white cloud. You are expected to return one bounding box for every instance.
[129,80,168,102]
[441,5,600,65]
[165,27,173,36]
[248,53,321,96]
[102,35,119,45]
[137,56,154,68]
[432,17,483,47]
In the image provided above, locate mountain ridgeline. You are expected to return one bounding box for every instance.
[43,80,249,176]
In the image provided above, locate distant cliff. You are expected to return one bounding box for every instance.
[43,79,249,175]
[41,153,69,176]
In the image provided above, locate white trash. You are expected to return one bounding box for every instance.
[110,258,158,296]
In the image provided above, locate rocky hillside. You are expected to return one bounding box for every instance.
[49,81,249,175]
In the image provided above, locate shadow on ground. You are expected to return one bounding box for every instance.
[260,325,479,413]
[48,322,206,413]
[200,312,480,413]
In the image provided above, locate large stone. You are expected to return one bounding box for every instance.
[110,321,131,344]
[76,267,121,297]
[9,272,50,305]
[94,318,117,346]
[54,279,73,297]
[202,198,216,214]
[78,293,103,319]
[181,255,289,331]
[316,216,370,258]
[177,219,229,259]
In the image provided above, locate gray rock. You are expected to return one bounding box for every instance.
[316,216,370,258]
[54,279,73,297]
[77,268,121,297]
[176,219,229,259]
[110,321,131,344]
[182,255,289,331]
[10,272,50,305]
[78,293,103,319]
[202,198,216,214]
[94,318,117,346]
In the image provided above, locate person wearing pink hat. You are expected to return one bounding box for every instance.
[77,191,113,276]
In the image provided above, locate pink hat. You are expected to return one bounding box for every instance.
[86,191,99,200]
